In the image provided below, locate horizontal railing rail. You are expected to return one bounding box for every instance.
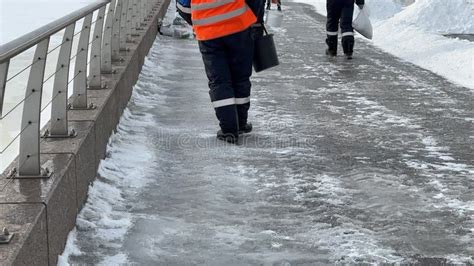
[0,0,160,183]
[0,1,109,63]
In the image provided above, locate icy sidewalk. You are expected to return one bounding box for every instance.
[61,2,473,265]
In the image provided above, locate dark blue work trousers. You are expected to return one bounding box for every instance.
[326,0,354,34]
[198,28,254,134]
[326,0,355,54]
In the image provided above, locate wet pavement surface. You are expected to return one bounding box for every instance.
[65,2,473,265]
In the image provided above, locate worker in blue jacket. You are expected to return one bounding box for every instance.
[326,0,364,59]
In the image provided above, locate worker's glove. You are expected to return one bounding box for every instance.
[251,23,264,40]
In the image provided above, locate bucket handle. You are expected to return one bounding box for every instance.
[262,23,269,36]
[252,23,270,37]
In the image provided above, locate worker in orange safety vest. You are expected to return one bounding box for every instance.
[178,0,265,144]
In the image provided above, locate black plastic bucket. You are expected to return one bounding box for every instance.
[253,27,279,73]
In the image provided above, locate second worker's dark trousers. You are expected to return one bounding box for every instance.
[326,0,355,55]
[198,28,254,135]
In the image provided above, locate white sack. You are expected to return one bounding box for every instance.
[353,7,373,39]
[265,10,284,28]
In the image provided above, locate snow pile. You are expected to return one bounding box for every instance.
[371,0,474,89]
[393,0,474,33]
[363,0,403,20]
[295,0,474,90]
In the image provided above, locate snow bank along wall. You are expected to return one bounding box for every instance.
[0,0,171,265]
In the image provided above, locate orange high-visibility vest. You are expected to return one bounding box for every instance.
[191,0,257,41]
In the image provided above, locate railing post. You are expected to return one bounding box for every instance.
[147,0,153,19]
[102,0,117,73]
[152,0,159,17]
[112,0,123,61]
[142,0,148,22]
[143,0,149,21]
[71,13,94,109]
[138,0,146,30]
[89,6,107,89]
[120,0,129,51]
[0,60,9,117]
[126,0,134,42]
[47,23,76,138]
[131,1,140,35]
[18,38,50,177]
[144,0,150,20]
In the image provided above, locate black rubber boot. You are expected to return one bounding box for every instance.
[342,35,354,59]
[239,123,253,134]
[325,35,337,56]
[217,130,239,144]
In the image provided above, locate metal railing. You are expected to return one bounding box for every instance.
[0,0,161,180]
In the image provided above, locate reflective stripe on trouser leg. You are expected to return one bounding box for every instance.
[235,97,250,105]
[212,97,235,108]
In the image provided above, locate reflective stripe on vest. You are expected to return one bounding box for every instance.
[177,2,191,14]
[192,5,249,26]
[192,0,235,11]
